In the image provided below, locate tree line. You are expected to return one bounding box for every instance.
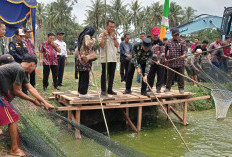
[36,0,219,52]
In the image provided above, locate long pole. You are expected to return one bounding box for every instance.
[166,44,231,62]
[157,62,212,90]
[145,81,190,152]
[104,0,108,94]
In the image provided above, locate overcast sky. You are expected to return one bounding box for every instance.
[38,0,232,25]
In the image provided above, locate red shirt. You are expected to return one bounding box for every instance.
[223,43,231,57]
[191,43,197,50]
[23,39,36,55]
[40,41,58,65]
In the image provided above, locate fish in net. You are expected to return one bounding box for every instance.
[1,98,148,157]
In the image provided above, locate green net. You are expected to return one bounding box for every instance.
[7,98,148,157]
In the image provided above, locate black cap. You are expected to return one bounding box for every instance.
[0,54,15,64]
[142,38,152,49]
[57,31,64,35]
[172,28,180,35]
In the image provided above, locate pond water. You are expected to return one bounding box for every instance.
[111,109,232,157]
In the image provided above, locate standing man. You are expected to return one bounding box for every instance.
[136,32,147,83]
[120,33,132,84]
[221,35,231,72]
[23,28,36,87]
[191,38,199,50]
[147,27,165,93]
[99,20,119,95]
[0,22,7,56]
[164,28,187,94]
[39,33,61,91]
[0,54,54,157]
[123,38,152,96]
[55,31,68,87]
[9,29,28,94]
[209,37,222,67]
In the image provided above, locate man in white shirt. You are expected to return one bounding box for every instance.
[99,20,119,95]
[55,32,68,86]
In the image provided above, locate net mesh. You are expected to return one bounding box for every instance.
[194,58,232,119]
[2,98,148,157]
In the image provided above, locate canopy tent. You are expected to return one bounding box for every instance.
[0,0,37,41]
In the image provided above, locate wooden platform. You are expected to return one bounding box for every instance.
[52,87,210,139]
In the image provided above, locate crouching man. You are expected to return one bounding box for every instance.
[0,54,54,156]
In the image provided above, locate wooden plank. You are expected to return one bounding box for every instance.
[121,109,138,132]
[57,95,210,111]
[137,106,143,132]
[183,101,188,126]
[169,106,184,122]
[106,103,121,106]
[48,96,55,100]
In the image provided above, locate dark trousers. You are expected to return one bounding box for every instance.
[166,67,185,90]
[57,55,65,85]
[75,56,78,79]
[43,65,58,88]
[101,62,116,92]
[148,64,165,90]
[126,63,147,93]
[78,71,89,94]
[120,60,130,82]
[29,70,36,87]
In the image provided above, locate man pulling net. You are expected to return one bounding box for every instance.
[0,54,54,156]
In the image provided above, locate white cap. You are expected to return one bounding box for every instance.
[196,49,202,54]
[16,29,25,36]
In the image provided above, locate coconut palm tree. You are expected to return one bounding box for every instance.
[169,2,184,27]
[183,6,196,23]
[150,2,163,26]
[130,0,142,33]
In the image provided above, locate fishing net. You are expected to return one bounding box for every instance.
[195,58,232,119]
[2,98,148,157]
[211,89,232,119]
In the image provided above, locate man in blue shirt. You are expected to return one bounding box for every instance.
[120,33,132,83]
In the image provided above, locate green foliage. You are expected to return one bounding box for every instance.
[36,0,83,51]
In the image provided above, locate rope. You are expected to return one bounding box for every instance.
[156,61,212,90]
[145,80,191,152]
[91,69,110,138]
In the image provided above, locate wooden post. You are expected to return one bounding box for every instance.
[183,101,188,126]
[121,109,138,132]
[68,111,72,129]
[137,105,143,132]
[75,110,82,139]
[126,107,129,126]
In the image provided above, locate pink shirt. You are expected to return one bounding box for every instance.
[191,43,197,50]
[23,39,36,55]
[40,41,58,65]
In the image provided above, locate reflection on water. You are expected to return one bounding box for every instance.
[111,109,232,157]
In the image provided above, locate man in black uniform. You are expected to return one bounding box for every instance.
[147,27,165,93]
[123,38,152,96]
[8,29,29,94]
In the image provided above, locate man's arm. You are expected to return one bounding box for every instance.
[24,83,54,110]
[39,52,43,65]
[99,31,107,48]
[13,83,41,106]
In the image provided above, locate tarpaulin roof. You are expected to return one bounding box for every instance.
[0,0,37,40]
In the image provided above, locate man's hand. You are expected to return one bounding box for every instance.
[103,30,109,37]
[39,59,43,66]
[143,75,147,83]
[196,69,200,73]
[65,59,69,65]
[110,32,116,39]
[126,55,131,60]
[137,68,142,75]
[44,102,55,110]
[180,54,187,58]
[155,60,160,65]
[33,99,41,106]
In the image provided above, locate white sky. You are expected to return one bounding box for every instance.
[38,0,232,25]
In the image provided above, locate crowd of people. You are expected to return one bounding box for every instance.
[0,18,232,156]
